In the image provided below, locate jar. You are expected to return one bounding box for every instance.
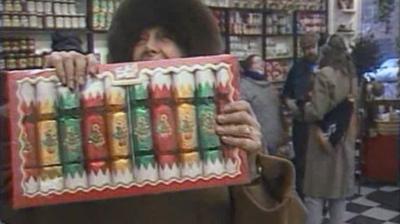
[3,40,10,53]
[79,16,86,28]
[44,1,52,14]
[0,40,3,53]
[26,1,35,12]
[56,16,64,28]
[72,16,79,28]
[0,1,3,11]
[11,15,20,27]
[100,0,108,13]
[20,15,29,28]
[36,15,43,29]
[62,3,69,15]
[28,39,35,52]
[0,57,5,70]
[107,0,114,13]
[69,3,76,15]
[36,1,44,13]
[4,1,13,12]
[64,16,72,29]
[6,54,17,70]
[29,15,38,28]
[35,54,43,68]
[18,54,28,69]
[45,15,54,28]
[20,39,28,52]
[13,1,22,12]
[3,15,12,27]
[54,3,61,15]
[11,39,20,52]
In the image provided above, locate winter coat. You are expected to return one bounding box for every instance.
[302,67,357,199]
[240,76,288,155]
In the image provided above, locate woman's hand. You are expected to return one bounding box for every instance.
[44,51,99,89]
[215,101,262,157]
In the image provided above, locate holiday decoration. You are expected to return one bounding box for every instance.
[3,55,248,208]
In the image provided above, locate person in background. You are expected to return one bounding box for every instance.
[241,54,291,158]
[297,34,357,224]
[282,32,320,199]
[0,0,305,223]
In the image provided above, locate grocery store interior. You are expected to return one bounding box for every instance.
[0,0,399,224]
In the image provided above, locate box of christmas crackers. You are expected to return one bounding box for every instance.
[1,54,250,208]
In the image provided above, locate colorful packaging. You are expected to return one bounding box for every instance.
[5,55,247,208]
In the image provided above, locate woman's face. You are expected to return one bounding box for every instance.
[250,56,265,73]
[132,27,185,61]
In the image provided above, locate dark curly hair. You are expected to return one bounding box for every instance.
[107,0,223,63]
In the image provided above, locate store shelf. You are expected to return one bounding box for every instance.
[0,28,89,34]
[265,33,293,37]
[341,9,356,13]
[229,33,263,37]
[296,9,327,14]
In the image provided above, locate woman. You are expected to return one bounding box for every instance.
[240,55,290,157]
[0,0,305,223]
[298,35,357,224]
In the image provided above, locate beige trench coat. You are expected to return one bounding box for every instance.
[302,67,357,199]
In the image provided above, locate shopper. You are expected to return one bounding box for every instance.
[298,35,357,224]
[0,0,305,223]
[282,32,319,199]
[241,55,290,157]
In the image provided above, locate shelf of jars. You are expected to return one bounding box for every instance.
[0,37,45,71]
[201,0,263,9]
[266,0,326,11]
[0,0,87,30]
[229,36,262,60]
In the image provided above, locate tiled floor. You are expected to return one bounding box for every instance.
[343,184,399,224]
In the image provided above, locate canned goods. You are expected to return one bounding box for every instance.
[38,120,60,166]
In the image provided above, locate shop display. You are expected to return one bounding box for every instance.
[201,0,262,8]
[0,37,43,70]
[3,54,249,208]
[265,59,292,81]
[0,0,86,29]
[266,12,293,35]
[266,0,325,11]
[229,36,262,59]
[91,0,123,31]
[265,37,293,60]
[229,11,262,35]
[296,11,327,34]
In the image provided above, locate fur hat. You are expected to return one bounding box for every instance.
[108,0,223,62]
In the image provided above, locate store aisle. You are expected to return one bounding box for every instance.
[322,184,400,224]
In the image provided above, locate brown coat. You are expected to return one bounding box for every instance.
[0,154,306,224]
[302,67,357,199]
